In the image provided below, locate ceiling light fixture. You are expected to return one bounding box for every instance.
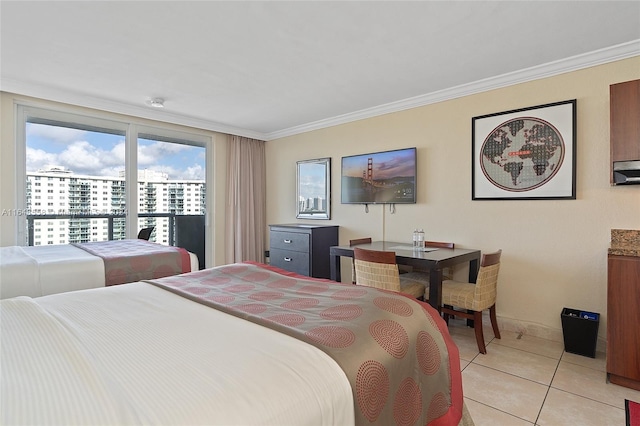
[147,98,165,108]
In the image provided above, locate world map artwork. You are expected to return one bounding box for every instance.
[480,117,565,192]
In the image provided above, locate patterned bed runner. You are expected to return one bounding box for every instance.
[145,262,463,426]
[73,239,190,286]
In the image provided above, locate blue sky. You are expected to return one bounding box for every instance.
[26,123,205,180]
[298,161,327,200]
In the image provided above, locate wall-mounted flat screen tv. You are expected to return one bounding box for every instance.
[341,147,417,204]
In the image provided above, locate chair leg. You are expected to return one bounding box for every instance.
[442,305,454,324]
[473,310,486,354]
[489,304,501,339]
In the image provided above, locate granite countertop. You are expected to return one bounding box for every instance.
[609,229,640,257]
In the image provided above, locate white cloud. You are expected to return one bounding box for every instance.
[25,147,58,172]
[58,141,124,175]
[27,123,87,144]
[27,137,203,180]
[27,140,125,176]
[138,142,190,168]
[182,164,204,180]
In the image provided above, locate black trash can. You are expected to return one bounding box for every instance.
[561,307,600,358]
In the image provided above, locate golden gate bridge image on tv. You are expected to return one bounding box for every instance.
[341,147,416,204]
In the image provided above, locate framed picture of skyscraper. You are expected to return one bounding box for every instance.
[472,99,576,200]
[296,157,331,219]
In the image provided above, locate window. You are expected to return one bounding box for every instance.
[17,105,210,258]
[19,107,126,245]
[137,132,205,245]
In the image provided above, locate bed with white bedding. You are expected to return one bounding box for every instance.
[0,240,198,299]
[0,262,473,426]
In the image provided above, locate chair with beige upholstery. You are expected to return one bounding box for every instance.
[353,247,426,299]
[349,237,372,284]
[441,249,502,354]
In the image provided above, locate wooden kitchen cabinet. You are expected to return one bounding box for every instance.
[610,79,640,183]
[606,254,640,391]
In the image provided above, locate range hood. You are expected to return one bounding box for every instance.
[613,160,640,185]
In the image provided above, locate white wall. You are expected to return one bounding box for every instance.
[265,57,640,345]
[0,93,229,268]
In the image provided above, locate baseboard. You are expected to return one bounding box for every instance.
[490,315,607,354]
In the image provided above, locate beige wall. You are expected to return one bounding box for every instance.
[0,93,229,267]
[1,58,639,344]
[265,57,640,344]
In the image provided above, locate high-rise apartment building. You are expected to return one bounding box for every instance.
[298,196,326,215]
[27,166,205,246]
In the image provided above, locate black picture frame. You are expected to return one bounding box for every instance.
[472,99,577,200]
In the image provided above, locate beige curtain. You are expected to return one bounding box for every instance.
[225,135,267,263]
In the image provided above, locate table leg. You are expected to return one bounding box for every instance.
[468,256,480,283]
[427,268,444,311]
[330,254,341,282]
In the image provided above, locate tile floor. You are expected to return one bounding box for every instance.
[448,318,640,425]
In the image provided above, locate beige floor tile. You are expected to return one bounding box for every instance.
[537,388,625,426]
[551,361,640,408]
[450,331,482,362]
[447,319,498,358]
[462,363,547,423]
[464,398,534,425]
[560,350,606,372]
[476,343,559,385]
[491,331,564,360]
[460,358,471,371]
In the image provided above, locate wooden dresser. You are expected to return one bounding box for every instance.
[269,224,338,279]
[606,229,640,391]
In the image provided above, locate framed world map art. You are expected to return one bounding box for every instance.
[472,99,576,200]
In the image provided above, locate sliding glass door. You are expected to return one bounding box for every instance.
[17,105,209,259]
[136,134,206,247]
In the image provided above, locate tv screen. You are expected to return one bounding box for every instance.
[341,147,417,204]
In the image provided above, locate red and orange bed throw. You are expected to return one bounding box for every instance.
[74,239,190,286]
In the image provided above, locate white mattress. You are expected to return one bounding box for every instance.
[0,244,199,299]
[0,283,354,425]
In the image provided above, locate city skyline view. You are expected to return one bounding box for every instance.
[25,167,205,246]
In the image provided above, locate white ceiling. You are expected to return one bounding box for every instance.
[1,1,639,141]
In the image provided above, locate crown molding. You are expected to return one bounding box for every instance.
[0,78,268,141]
[2,40,638,142]
[265,40,640,141]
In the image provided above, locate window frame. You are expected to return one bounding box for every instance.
[16,104,212,266]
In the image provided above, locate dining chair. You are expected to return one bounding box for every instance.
[137,226,155,240]
[349,237,372,284]
[353,247,426,299]
[441,249,502,354]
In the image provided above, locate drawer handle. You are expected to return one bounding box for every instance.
[283,239,292,244]
[284,257,292,262]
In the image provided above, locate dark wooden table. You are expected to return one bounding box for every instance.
[329,241,481,310]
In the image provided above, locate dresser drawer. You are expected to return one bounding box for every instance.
[270,248,310,276]
[270,231,310,252]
